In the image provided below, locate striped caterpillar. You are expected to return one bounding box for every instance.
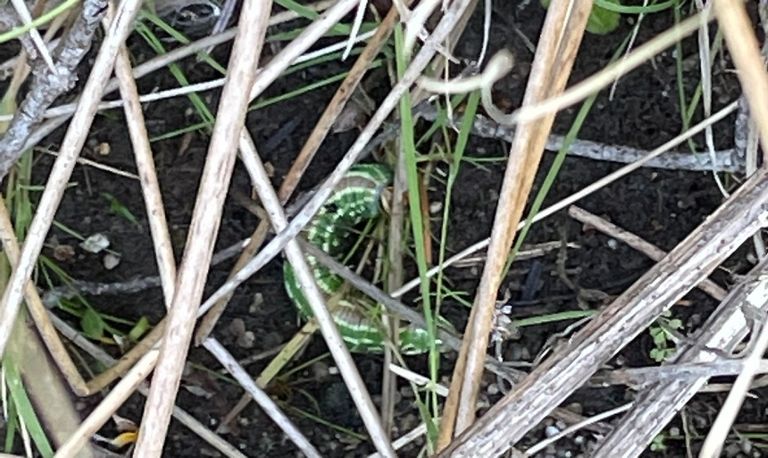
[283,164,435,354]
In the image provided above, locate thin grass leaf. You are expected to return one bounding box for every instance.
[394,23,440,450]
[3,361,53,457]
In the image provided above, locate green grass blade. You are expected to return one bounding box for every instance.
[394,23,441,449]
[3,360,53,457]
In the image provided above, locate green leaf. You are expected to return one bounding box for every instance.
[586,1,622,35]
[4,361,54,457]
[668,318,683,330]
[81,308,105,340]
[101,192,140,227]
[649,348,665,363]
[128,316,151,342]
[539,0,622,35]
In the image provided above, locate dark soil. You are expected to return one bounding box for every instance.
[9,2,761,457]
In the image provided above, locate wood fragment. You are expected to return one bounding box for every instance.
[439,167,768,457]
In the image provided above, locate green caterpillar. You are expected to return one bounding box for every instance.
[283,164,435,354]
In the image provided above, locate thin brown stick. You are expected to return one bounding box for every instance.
[699,1,768,455]
[383,139,408,435]
[0,0,142,363]
[193,1,400,345]
[113,45,176,306]
[134,2,271,455]
[591,255,768,457]
[438,168,768,457]
[278,5,401,204]
[441,0,593,444]
[568,206,727,301]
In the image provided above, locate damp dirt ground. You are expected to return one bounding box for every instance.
[8,2,763,457]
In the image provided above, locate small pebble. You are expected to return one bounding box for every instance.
[544,425,561,438]
[741,438,753,454]
[250,293,264,313]
[236,331,255,349]
[723,442,741,457]
[53,244,75,262]
[430,201,443,214]
[228,318,246,337]
[606,239,619,250]
[103,253,120,270]
[97,142,110,156]
[80,233,110,254]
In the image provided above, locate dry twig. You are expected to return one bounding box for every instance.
[134,2,271,454]
[439,168,768,457]
[0,0,105,178]
[440,1,592,444]
[0,0,141,369]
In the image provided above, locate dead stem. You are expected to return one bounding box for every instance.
[0,0,141,370]
[0,0,105,178]
[699,1,768,455]
[202,338,321,457]
[568,205,727,301]
[593,254,768,457]
[134,1,271,454]
[193,0,398,345]
[196,0,475,326]
[441,0,592,444]
[440,164,768,457]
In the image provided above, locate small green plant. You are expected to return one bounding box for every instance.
[648,311,683,363]
[650,432,668,452]
[101,192,140,228]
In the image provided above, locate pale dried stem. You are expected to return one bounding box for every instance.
[592,255,768,457]
[0,201,93,456]
[196,0,475,325]
[699,1,768,456]
[194,0,397,344]
[0,0,143,360]
[0,197,92,395]
[568,206,727,301]
[525,403,634,456]
[134,2,271,455]
[47,290,244,457]
[394,101,738,304]
[9,0,54,70]
[113,45,176,306]
[499,9,713,126]
[55,349,159,457]
[235,131,395,456]
[50,13,185,453]
[439,166,768,456]
[203,338,321,457]
[43,0,370,437]
[278,5,401,203]
[442,0,592,443]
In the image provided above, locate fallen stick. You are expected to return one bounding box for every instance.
[439,166,768,457]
